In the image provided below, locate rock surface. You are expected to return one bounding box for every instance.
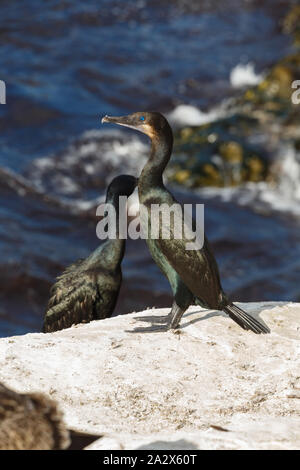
[0,302,299,450]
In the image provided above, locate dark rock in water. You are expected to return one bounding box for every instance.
[168,5,300,190]
[283,5,300,47]
[169,114,269,188]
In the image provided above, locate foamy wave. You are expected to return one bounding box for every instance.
[167,103,228,128]
[25,129,148,208]
[276,146,300,201]
[24,120,300,219]
[197,146,300,218]
[230,63,264,88]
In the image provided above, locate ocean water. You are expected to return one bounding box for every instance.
[0,0,299,337]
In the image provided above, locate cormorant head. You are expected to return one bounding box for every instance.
[106,174,137,199]
[101,112,172,141]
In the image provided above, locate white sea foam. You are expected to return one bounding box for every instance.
[167,103,227,128]
[230,63,264,88]
[197,146,300,218]
[25,117,300,219]
[276,145,300,201]
[26,129,148,209]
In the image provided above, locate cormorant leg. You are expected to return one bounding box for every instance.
[168,300,186,330]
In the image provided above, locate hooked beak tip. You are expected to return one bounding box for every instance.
[101,115,109,124]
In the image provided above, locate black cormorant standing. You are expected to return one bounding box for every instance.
[43,174,137,333]
[102,112,269,334]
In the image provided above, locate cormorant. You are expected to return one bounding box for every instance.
[43,174,137,333]
[102,112,270,334]
[0,383,101,450]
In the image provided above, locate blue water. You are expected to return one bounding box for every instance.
[0,0,291,169]
[0,0,298,337]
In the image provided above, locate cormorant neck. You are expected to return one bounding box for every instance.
[88,194,126,269]
[139,128,173,195]
[105,192,127,244]
[89,236,125,271]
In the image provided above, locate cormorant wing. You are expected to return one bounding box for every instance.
[43,259,101,332]
[152,200,224,309]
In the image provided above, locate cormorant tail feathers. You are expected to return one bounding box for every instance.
[223,303,270,334]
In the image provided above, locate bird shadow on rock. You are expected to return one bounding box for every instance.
[126,310,221,334]
[180,306,271,332]
[125,322,170,334]
[126,304,271,334]
[180,310,223,329]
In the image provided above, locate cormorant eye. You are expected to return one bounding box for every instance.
[140,116,145,121]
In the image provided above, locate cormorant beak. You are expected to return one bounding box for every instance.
[101,115,124,125]
[101,114,150,136]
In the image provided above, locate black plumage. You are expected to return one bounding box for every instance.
[43,174,137,333]
[102,112,270,334]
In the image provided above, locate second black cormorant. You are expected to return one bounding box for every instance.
[102,112,270,334]
[43,174,137,333]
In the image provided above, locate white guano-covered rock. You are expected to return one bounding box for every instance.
[0,302,299,450]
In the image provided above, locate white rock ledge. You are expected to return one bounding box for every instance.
[0,302,299,450]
